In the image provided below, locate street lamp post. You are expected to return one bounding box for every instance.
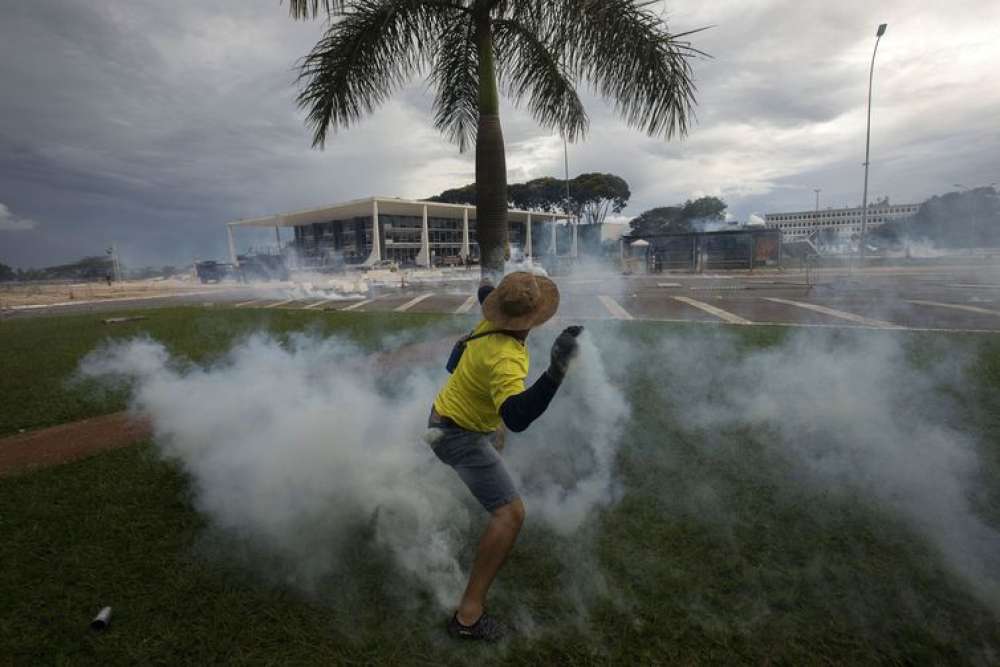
[564,135,578,259]
[858,23,887,268]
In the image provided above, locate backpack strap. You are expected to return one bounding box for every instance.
[462,329,520,344]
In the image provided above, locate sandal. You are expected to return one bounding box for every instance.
[446,612,508,642]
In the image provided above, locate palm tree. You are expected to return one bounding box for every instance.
[288,0,703,277]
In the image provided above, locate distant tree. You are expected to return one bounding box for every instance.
[0,263,15,282]
[629,196,727,237]
[428,172,630,222]
[427,183,478,206]
[907,187,999,248]
[509,177,566,213]
[568,173,631,225]
[629,206,684,236]
[680,196,726,223]
[29,256,114,281]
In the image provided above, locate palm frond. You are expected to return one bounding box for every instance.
[547,0,707,139]
[285,0,344,20]
[295,0,456,147]
[429,15,479,151]
[493,19,587,142]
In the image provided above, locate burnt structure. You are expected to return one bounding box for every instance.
[628,228,782,272]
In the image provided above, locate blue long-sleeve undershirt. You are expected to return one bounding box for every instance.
[500,371,560,433]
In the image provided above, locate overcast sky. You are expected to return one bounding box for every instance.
[1,1,998,268]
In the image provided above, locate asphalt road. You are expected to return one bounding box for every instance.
[5,266,1000,333]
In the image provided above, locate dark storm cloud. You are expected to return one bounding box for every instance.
[1,1,998,267]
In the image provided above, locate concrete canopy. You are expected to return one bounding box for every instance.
[227,196,574,228]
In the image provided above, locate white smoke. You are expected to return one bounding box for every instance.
[75,314,1000,625]
[78,326,628,611]
[511,333,629,532]
[650,327,1000,611]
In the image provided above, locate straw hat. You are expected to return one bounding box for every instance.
[482,271,560,330]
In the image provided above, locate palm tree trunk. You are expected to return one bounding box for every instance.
[474,15,507,280]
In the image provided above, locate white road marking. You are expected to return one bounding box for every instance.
[597,295,634,320]
[235,299,262,308]
[264,298,296,309]
[673,296,752,325]
[455,295,477,314]
[394,293,434,312]
[657,282,682,288]
[763,297,899,329]
[342,298,375,312]
[907,299,1000,317]
[302,299,329,310]
[689,285,747,291]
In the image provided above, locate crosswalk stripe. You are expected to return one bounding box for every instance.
[763,297,898,329]
[264,298,296,309]
[907,299,1000,317]
[341,298,375,312]
[597,295,634,320]
[673,296,752,325]
[302,299,329,310]
[455,295,477,314]
[394,293,434,312]
[234,299,261,308]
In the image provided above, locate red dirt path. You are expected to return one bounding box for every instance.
[0,412,151,477]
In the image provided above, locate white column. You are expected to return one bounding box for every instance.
[550,217,557,255]
[227,223,238,265]
[364,199,382,265]
[460,208,470,259]
[571,219,579,258]
[525,213,532,260]
[416,204,431,267]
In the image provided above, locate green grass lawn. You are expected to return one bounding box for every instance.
[2,307,1000,664]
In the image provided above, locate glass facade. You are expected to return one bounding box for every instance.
[293,214,483,268]
[293,216,374,267]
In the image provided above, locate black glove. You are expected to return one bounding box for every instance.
[477,284,495,305]
[547,325,584,383]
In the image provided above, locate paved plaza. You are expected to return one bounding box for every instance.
[5,264,1000,333]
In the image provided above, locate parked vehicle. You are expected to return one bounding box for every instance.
[194,261,235,284]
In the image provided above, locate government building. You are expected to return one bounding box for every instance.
[764,202,919,241]
[226,196,573,269]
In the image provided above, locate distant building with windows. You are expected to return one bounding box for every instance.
[764,202,919,241]
[226,196,573,269]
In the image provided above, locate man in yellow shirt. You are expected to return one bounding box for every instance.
[429,271,582,642]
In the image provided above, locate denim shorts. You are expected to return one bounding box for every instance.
[426,417,519,513]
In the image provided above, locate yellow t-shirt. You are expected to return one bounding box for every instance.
[433,320,529,433]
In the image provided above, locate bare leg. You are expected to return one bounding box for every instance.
[456,498,525,625]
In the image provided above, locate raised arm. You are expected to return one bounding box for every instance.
[499,326,583,432]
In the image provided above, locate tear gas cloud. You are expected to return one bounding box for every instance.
[78,314,1000,620]
[649,327,1000,612]
[79,327,627,610]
